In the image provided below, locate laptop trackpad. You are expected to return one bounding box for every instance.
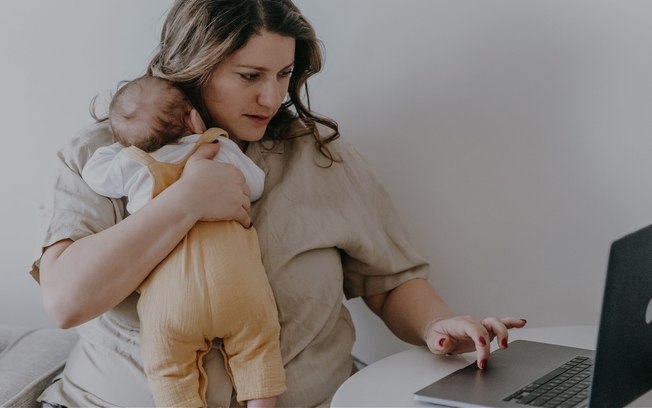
[414,340,593,407]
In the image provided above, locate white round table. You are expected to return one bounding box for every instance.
[331,326,598,407]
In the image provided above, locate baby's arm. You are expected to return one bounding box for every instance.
[81,143,130,198]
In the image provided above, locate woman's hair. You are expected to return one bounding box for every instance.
[148,0,340,163]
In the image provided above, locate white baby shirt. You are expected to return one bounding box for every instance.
[81,134,265,214]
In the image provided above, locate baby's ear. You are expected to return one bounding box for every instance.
[187,109,207,134]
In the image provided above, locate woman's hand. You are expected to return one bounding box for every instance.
[424,315,527,369]
[364,279,526,371]
[178,142,252,227]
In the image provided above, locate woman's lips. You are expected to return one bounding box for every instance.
[245,114,272,126]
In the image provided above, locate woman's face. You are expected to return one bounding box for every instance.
[201,30,296,147]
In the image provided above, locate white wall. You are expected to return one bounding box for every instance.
[0,0,173,327]
[3,1,652,365]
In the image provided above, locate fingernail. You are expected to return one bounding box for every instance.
[439,337,446,348]
[501,338,508,348]
[479,359,487,369]
[479,337,487,346]
[520,319,528,325]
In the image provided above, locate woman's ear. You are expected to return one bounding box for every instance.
[187,109,207,134]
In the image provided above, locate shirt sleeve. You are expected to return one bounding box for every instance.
[30,122,127,283]
[333,140,430,299]
[81,143,129,198]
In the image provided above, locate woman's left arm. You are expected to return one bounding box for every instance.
[363,278,526,369]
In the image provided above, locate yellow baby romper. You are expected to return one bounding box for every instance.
[128,129,286,407]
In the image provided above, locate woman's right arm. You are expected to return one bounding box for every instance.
[40,143,252,328]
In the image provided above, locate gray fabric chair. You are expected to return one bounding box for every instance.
[0,326,77,407]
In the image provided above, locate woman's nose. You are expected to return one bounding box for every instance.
[257,79,284,109]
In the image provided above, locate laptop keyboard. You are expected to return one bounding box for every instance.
[503,356,593,408]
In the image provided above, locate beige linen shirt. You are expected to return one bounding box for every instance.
[32,121,429,407]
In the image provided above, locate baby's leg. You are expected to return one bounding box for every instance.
[137,252,212,408]
[142,328,211,407]
[209,225,286,404]
[221,288,285,404]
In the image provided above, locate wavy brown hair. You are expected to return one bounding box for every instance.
[148,0,340,164]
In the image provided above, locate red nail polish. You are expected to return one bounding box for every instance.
[439,337,446,347]
[520,319,527,325]
[479,359,487,369]
[501,338,508,348]
[479,337,487,346]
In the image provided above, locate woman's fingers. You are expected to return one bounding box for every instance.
[236,206,252,229]
[466,320,491,369]
[426,315,527,369]
[482,317,528,349]
[503,317,528,329]
[482,317,509,348]
[188,141,221,162]
[425,316,491,368]
[180,144,253,224]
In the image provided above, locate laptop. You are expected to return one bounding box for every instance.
[414,223,652,408]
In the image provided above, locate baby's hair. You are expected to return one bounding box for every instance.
[109,75,194,152]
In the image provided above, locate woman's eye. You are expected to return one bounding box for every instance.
[239,73,259,80]
[279,70,293,78]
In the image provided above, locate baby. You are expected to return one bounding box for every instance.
[82,75,285,407]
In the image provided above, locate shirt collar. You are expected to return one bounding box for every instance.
[247,139,285,174]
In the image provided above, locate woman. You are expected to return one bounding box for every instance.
[35,1,525,406]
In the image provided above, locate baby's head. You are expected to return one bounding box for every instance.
[109,75,199,152]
